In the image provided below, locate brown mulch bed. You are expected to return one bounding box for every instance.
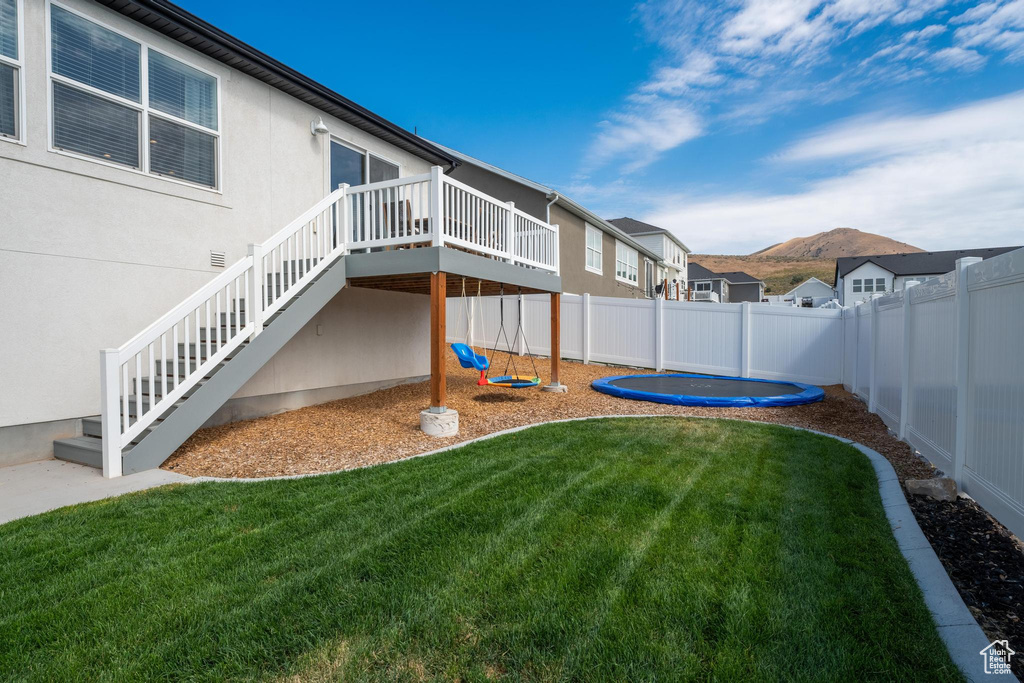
[164,352,931,480]
[162,352,1024,660]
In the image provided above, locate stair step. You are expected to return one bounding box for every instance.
[82,416,160,441]
[124,395,186,418]
[197,327,249,343]
[176,341,248,360]
[134,376,208,398]
[54,436,103,469]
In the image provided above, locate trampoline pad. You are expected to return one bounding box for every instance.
[591,373,824,407]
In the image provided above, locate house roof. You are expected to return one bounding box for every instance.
[835,246,1022,279]
[98,0,458,169]
[425,141,661,261]
[784,277,834,296]
[607,218,692,253]
[687,264,764,285]
[717,271,764,285]
[687,263,719,280]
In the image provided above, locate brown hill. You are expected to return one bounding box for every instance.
[755,228,922,259]
[693,255,837,295]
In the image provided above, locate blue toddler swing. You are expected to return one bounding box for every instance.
[450,280,541,389]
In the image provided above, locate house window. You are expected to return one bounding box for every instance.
[615,240,638,285]
[875,277,886,292]
[0,0,22,142]
[852,279,862,293]
[330,138,399,189]
[695,281,711,292]
[585,224,602,274]
[48,4,220,188]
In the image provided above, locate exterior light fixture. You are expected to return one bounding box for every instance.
[310,117,330,136]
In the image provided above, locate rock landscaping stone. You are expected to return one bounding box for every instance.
[906,477,958,502]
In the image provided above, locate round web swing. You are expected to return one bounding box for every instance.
[449,280,541,389]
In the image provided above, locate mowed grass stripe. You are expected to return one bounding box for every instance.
[0,418,960,682]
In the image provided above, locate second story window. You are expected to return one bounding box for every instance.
[0,0,21,141]
[49,4,220,188]
[585,224,602,274]
[615,240,638,285]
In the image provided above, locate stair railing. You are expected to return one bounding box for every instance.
[99,167,561,477]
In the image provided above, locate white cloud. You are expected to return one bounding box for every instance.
[638,92,1024,253]
[953,0,1024,59]
[586,99,703,174]
[931,45,988,69]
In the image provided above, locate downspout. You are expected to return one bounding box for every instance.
[545,193,560,224]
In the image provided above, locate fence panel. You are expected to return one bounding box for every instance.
[874,295,904,431]
[589,296,657,367]
[856,305,872,399]
[963,250,1024,535]
[748,306,843,386]
[559,295,584,361]
[905,275,957,470]
[662,301,743,376]
[843,308,857,392]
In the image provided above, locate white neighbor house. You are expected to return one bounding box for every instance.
[0,0,564,476]
[834,247,1021,306]
[764,277,836,306]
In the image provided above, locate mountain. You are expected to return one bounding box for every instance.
[692,228,923,295]
[753,228,922,259]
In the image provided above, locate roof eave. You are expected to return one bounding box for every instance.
[99,0,458,169]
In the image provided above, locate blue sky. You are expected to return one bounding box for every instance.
[180,0,1023,253]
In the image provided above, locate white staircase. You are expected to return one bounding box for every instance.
[53,167,560,477]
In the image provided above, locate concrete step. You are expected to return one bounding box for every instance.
[53,436,103,469]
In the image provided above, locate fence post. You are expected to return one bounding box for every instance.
[248,243,264,340]
[429,166,444,247]
[655,297,664,371]
[952,257,982,487]
[740,301,751,378]
[868,296,879,414]
[898,282,918,439]
[100,349,122,478]
[851,303,861,395]
[582,293,591,364]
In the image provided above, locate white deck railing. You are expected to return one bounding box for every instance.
[690,290,720,303]
[99,167,559,477]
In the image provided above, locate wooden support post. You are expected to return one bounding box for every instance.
[430,271,446,411]
[549,292,561,386]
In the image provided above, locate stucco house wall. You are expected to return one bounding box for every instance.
[1,0,437,462]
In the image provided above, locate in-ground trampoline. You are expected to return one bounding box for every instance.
[591,373,825,407]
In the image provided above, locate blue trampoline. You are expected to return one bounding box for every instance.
[591,373,824,407]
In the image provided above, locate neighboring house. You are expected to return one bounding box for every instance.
[765,277,836,306]
[834,247,1022,306]
[686,265,765,303]
[428,142,661,299]
[607,218,691,299]
[1,0,564,475]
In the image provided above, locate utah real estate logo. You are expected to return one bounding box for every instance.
[980,640,1015,675]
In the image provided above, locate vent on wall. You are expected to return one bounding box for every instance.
[210,251,226,268]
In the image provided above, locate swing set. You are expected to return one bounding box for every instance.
[450,279,542,389]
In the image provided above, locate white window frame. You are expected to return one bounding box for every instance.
[327,136,401,192]
[615,240,638,285]
[875,277,886,292]
[45,1,223,192]
[852,278,862,293]
[0,0,24,145]
[584,223,602,275]
[695,281,711,292]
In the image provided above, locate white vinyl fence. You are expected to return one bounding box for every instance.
[448,294,844,388]
[842,249,1024,539]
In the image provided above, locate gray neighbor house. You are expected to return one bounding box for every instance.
[687,264,765,303]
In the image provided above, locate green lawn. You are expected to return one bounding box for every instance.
[0,418,959,681]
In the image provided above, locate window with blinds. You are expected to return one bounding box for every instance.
[48,4,220,188]
[0,0,20,140]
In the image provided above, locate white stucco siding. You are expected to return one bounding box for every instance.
[1,0,435,428]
